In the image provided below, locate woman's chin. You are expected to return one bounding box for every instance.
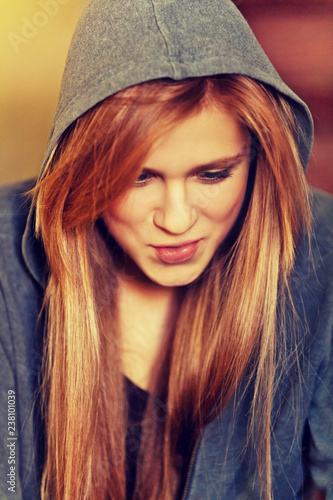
[145,268,202,288]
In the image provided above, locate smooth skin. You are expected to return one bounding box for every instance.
[104,105,251,390]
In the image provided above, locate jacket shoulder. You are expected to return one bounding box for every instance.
[306,188,333,275]
[310,188,333,251]
[0,179,38,281]
[0,179,36,222]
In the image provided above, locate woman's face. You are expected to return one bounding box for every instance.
[104,105,251,287]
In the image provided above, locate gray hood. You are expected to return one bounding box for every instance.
[46,0,313,171]
[24,0,314,284]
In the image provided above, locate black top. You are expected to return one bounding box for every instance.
[125,377,149,499]
[124,377,193,499]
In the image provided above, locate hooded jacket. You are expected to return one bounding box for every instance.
[0,0,332,499]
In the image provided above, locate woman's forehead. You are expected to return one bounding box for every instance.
[143,106,250,173]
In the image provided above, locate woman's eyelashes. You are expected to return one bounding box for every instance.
[133,165,235,187]
[134,172,155,186]
[195,165,235,183]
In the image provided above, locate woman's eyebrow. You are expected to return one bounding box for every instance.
[142,152,246,176]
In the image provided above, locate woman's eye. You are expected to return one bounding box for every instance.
[133,166,235,186]
[197,167,233,183]
[133,172,155,186]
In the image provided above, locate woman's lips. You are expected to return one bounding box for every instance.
[153,240,200,264]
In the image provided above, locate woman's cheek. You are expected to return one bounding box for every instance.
[199,189,242,223]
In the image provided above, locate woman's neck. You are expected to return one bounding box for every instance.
[117,268,182,394]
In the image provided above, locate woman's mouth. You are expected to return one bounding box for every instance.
[153,240,200,264]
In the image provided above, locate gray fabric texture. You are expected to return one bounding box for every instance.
[0,0,332,499]
[45,0,313,172]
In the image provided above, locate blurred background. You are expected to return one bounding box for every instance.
[0,0,90,185]
[1,0,332,195]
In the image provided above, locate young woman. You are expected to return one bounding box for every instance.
[0,1,332,499]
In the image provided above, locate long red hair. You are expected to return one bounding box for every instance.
[33,76,310,499]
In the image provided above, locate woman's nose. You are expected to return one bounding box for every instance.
[153,182,197,234]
